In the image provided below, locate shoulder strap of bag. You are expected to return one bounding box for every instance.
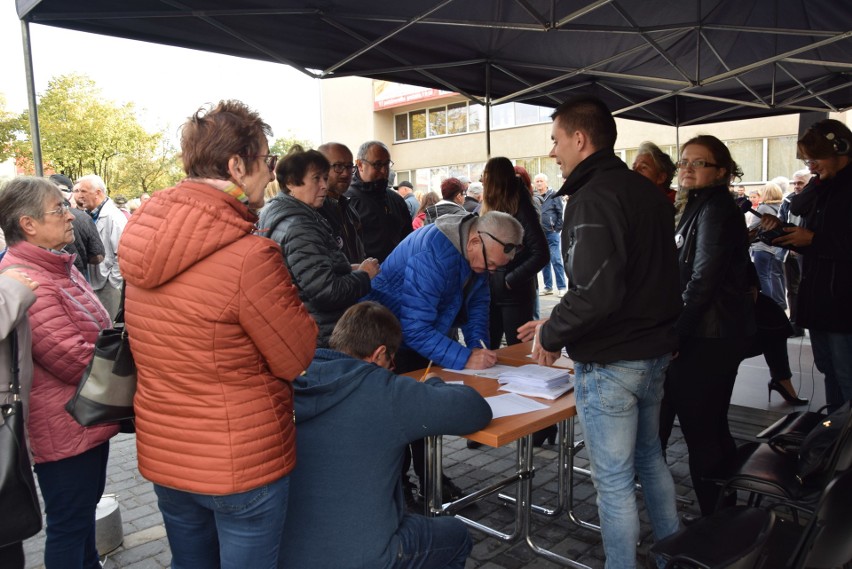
[8,329,19,399]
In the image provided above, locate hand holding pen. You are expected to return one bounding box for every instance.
[464,339,497,369]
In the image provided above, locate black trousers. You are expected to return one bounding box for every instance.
[661,336,748,515]
[488,286,536,349]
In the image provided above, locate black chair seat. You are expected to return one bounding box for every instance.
[652,506,774,569]
[723,442,817,505]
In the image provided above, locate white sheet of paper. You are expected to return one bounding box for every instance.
[443,364,519,380]
[485,393,549,419]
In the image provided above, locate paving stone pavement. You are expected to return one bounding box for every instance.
[22,422,700,569]
[21,293,709,568]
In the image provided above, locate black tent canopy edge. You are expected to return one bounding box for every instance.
[15,0,852,127]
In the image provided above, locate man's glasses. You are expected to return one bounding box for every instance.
[478,231,522,254]
[675,159,720,170]
[251,154,278,172]
[802,158,820,167]
[360,159,394,171]
[331,162,356,174]
[44,203,72,216]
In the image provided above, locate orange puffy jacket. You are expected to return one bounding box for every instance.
[119,181,317,495]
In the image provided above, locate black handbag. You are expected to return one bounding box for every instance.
[65,286,136,427]
[0,330,43,547]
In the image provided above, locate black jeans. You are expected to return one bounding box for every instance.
[661,336,748,515]
[488,288,536,349]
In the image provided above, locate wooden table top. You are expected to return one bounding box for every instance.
[495,341,574,370]
[414,343,576,447]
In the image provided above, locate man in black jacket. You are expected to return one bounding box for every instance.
[346,141,412,262]
[318,142,366,263]
[520,96,681,569]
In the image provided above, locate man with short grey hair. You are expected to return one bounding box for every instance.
[73,174,127,319]
[535,172,567,295]
[365,210,522,506]
[346,141,412,261]
[464,182,483,212]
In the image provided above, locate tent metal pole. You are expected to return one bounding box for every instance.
[485,64,492,159]
[20,19,43,176]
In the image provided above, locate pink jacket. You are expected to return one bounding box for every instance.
[0,241,118,463]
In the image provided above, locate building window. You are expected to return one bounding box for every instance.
[447,103,467,135]
[395,114,408,141]
[409,110,427,140]
[428,106,447,137]
[393,101,551,143]
[490,104,514,129]
[767,135,799,181]
[727,139,764,182]
[469,104,484,132]
[515,103,540,126]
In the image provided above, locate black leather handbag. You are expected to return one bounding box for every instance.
[65,286,136,427]
[0,330,43,547]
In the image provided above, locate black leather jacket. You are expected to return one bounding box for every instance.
[674,184,756,338]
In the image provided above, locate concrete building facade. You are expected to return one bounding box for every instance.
[321,77,848,194]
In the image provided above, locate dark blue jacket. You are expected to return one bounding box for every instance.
[364,214,490,369]
[539,189,564,233]
[280,349,492,568]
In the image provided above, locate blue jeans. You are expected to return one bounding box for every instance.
[810,329,852,409]
[154,475,289,569]
[33,442,110,569]
[574,355,679,569]
[392,514,472,569]
[541,231,567,290]
[752,250,786,309]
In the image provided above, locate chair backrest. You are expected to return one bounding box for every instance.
[791,469,852,569]
[826,406,852,476]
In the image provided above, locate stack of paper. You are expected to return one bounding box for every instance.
[497,365,574,400]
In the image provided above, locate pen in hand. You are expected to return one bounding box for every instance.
[479,340,488,350]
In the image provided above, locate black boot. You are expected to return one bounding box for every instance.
[531,425,557,447]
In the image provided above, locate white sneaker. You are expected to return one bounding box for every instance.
[540,288,553,295]
[558,289,567,296]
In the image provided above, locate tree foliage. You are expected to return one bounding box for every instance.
[4,74,313,196]
[270,132,315,157]
[111,130,183,197]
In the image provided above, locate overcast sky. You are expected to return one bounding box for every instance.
[0,3,323,144]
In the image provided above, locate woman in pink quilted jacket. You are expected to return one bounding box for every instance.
[0,176,118,569]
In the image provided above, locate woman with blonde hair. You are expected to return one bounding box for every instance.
[749,182,786,308]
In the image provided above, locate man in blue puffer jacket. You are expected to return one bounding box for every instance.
[365,211,523,372]
[364,210,522,505]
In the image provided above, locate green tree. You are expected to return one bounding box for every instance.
[0,94,25,164]
[8,74,156,186]
[111,130,183,196]
[270,132,314,157]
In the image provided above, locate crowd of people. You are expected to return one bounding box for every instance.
[0,95,850,569]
